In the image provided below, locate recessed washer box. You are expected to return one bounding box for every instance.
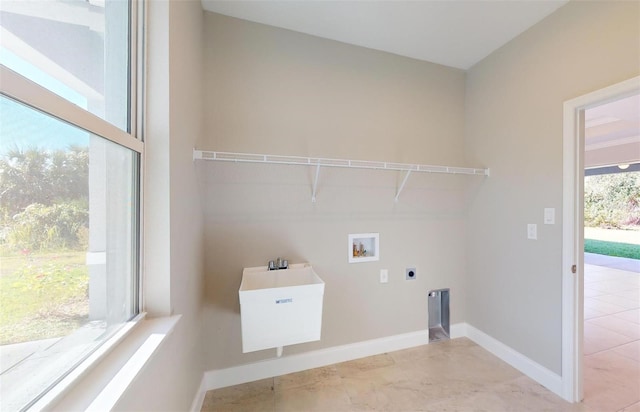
[239,263,324,353]
[428,288,450,342]
[348,233,380,263]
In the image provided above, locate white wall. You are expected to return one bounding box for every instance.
[199,13,481,371]
[464,0,640,374]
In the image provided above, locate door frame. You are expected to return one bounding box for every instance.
[561,75,640,402]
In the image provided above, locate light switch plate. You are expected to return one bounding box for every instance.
[544,208,555,224]
[527,224,537,240]
[380,269,388,284]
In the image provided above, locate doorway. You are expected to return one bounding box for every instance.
[562,76,640,403]
[582,96,640,410]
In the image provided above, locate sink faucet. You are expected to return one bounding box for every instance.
[268,258,288,270]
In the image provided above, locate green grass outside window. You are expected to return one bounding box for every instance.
[584,239,640,260]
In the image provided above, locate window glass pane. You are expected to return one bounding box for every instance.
[0,95,139,411]
[0,0,130,132]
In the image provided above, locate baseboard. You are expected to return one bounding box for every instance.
[202,327,440,392]
[465,324,563,397]
[449,322,467,339]
[189,376,208,412]
[196,323,461,397]
[191,322,560,410]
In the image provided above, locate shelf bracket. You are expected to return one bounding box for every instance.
[193,148,202,162]
[311,164,321,203]
[394,170,412,202]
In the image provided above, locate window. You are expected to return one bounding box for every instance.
[0,0,132,132]
[0,1,142,410]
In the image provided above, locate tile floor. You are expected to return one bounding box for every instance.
[202,263,639,412]
[203,338,580,412]
[583,263,640,412]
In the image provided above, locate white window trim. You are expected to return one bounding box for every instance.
[0,1,150,408]
[0,76,152,407]
[0,65,143,154]
[30,315,180,411]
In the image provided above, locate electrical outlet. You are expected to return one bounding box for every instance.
[406,267,417,280]
[544,208,555,225]
[380,269,388,283]
[527,224,537,240]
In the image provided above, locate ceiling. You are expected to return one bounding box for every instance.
[584,94,640,168]
[585,94,640,149]
[201,0,568,70]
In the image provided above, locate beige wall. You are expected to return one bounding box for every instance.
[116,0,205,409]
[200,13,479,369]
[200,13,467,165]
[465,0,640,374]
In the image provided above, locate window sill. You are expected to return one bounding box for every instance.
[32,314,180,411]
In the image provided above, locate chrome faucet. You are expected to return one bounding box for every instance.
[268,258,288,270]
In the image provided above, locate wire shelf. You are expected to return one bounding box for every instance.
[193,149,489,202]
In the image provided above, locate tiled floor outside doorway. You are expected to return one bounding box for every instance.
[584,261,640,411]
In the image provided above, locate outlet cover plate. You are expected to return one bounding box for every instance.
[406,267,417,280]
[544,208,555,225]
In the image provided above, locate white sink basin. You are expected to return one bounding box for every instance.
[239,263,324,353]
[240,263,324,291]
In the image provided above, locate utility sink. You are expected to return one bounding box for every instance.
[239,263,324,354]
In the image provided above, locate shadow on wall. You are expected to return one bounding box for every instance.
[203,225,307,315]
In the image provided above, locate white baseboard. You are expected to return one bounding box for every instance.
[449,322,467,339]
[191,323,465,409]
[465,324,563,397]
[202,327,443,391]
[189,376,208,412]
[191,322,562,410]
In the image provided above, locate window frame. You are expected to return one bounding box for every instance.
[0,66,143,153]
[0,0,145,408]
